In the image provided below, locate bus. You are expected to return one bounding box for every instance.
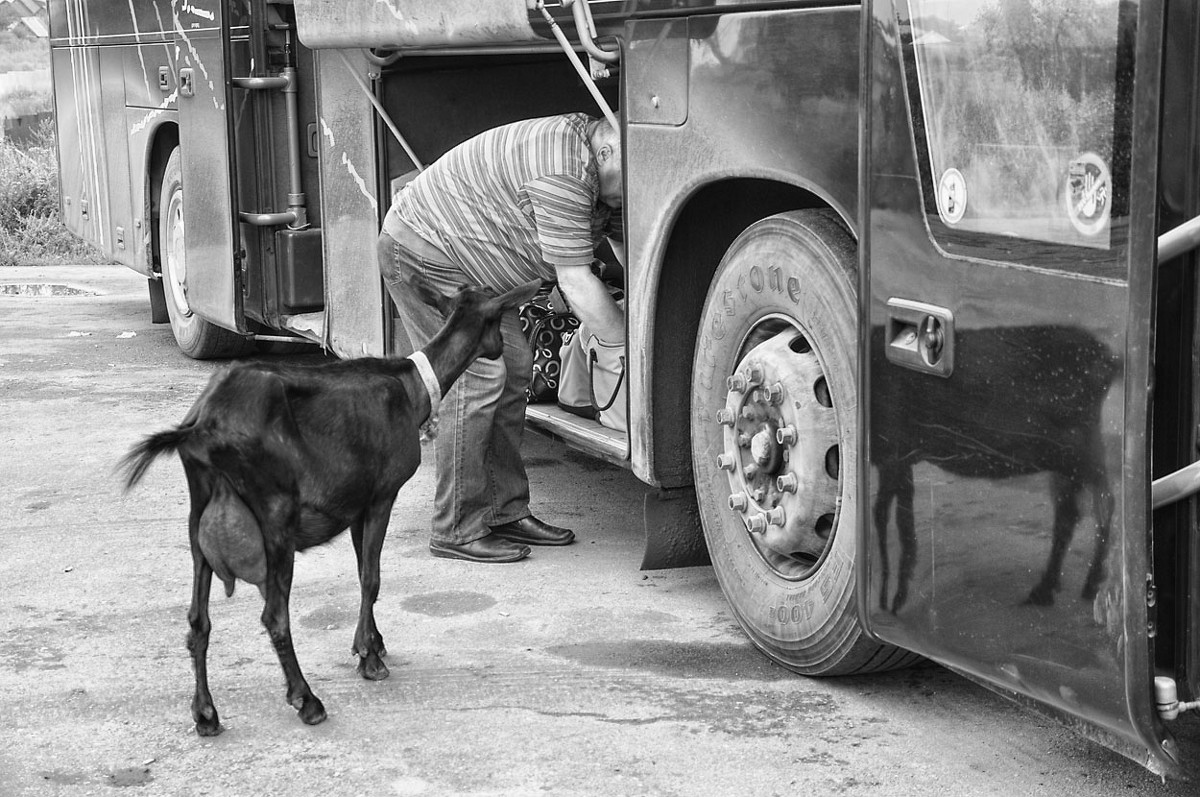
[48,0,1200,775]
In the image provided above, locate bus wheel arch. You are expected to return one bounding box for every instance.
[146,124,179,325]
[690,209,920,675]
[648,179,833,491]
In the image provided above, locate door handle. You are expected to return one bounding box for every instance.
[179,68,194,98]
[884,298,955,377]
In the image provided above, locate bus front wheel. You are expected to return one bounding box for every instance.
[690,209,920,675]
[158,147,251,359]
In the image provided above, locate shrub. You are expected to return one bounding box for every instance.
[0,139,57,230]
[0,127,111,266]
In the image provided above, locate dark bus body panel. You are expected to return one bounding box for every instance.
[860,0,1189,775]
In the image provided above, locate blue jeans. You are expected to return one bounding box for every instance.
[377,229,532,545]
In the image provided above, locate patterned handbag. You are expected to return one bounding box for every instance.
[519,288,578,403]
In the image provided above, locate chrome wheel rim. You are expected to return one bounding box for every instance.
[164,190,191,317]
[715,317,843,581]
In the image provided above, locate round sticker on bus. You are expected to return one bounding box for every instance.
[936,168,967,225]
[1064,152,1111,237]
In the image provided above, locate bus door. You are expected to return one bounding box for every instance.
[172,0,246,331]
[861,0,1175,772]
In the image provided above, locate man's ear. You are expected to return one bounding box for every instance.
[596,143,613,165]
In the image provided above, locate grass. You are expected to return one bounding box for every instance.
[0,121,114,267]
[1,31,104,266]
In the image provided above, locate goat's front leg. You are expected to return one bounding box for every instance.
[350,501,394,681]
[260,525,326,725]
[187,533,221,736]
[1027,473,1082,606]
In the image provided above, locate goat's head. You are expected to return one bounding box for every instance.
[409,273,543,360]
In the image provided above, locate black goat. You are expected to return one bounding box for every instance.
[871,324,1118,613]
[120,275,540,735]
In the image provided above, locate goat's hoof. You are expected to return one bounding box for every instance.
[193,705,222,737]
[357,655,390,681]
[1024,587,1055,606]
[299,695,327,726]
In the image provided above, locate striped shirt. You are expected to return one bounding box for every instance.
[383,113,620,292]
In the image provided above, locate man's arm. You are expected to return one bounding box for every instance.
[555,264,625,345]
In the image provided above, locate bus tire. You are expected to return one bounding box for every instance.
[690,209,920,675]
[158,147,251,359]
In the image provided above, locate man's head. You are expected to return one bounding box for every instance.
[590,118,623,208]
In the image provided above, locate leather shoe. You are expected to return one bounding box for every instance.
[430,534,530,563]
[489,515,575,546]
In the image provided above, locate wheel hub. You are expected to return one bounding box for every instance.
[715,328,842,576]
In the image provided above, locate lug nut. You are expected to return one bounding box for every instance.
[740,405,758,421]
[717,453,736,471]
[777,472,799,493]
[728,492,749,511]
[766,383,784,405]
[743,463,759,479]
[777,425,798,446]
[747,365,765,387]
[752,487,767,503]
[747,513,768,534]
[727,373,749,392]
[716,408,735,426]
[766,507,786,526]
[737,433,752,448]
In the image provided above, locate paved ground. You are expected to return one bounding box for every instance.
[1,265,1198,796]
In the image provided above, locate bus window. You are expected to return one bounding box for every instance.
[902,0,1131,277]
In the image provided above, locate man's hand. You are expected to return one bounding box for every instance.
[554,264,625,345]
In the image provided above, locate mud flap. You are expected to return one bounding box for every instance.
[641,486,710,570]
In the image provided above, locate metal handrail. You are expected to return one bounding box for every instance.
[231,76,289,91]
[335,50,424,172]
[240,211,298,227]
[230,26,307,229]
[1153,461,1200,510]
[1151,215,1200,509]
[1158,214,1200,264]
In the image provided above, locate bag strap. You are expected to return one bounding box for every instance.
[588,347,626,412]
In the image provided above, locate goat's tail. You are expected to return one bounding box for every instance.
[118,426,193,491]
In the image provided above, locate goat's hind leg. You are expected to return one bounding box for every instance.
[350,503,393,681]
[186,515,221,736]
[1081,478,1114,601]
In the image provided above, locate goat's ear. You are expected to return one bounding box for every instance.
[407,272,454,316]
[493,279,543,312]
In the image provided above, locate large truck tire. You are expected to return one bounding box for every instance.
[691,209,920,675]
[158,147,252,359]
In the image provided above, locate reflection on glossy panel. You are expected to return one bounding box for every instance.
[866,319,1132,737]
[870,323,1118,613]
